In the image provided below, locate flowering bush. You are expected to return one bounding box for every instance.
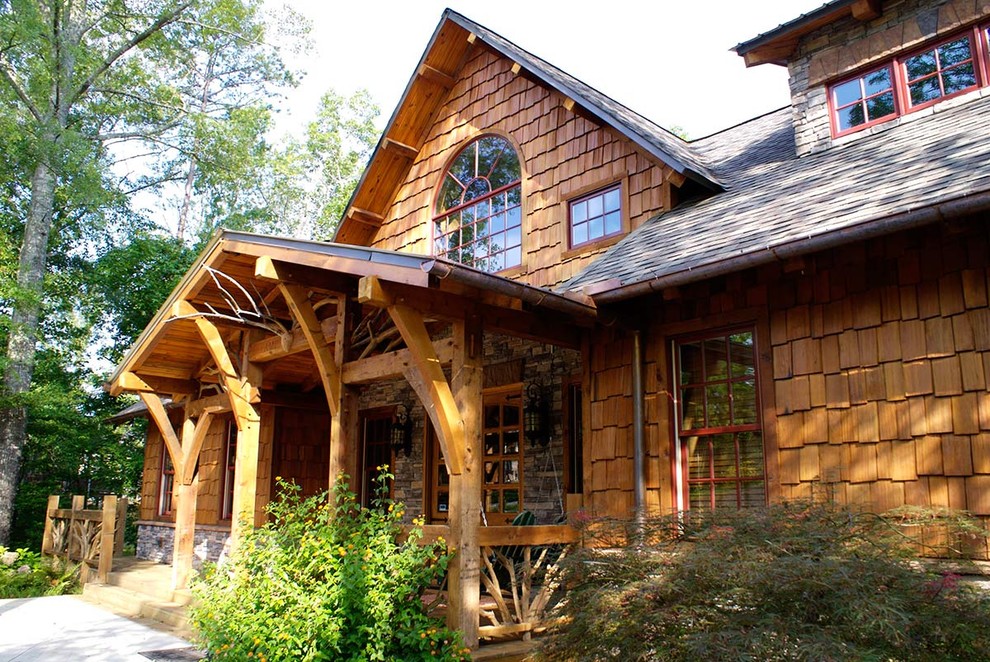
[0,546,78,598]
[542,502,990,661]
[190,468,470,661]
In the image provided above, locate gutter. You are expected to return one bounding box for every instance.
[588,190,990,305]
[632,330,645,527]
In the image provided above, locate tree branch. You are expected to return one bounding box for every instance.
[71,1,193,106]
[0,60,43,122]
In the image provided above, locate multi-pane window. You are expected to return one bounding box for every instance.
[904,35,977,107]
[570,184,622,247]
[676,330,765,511]
[482,389,524,522]
[221,422,236,520]
[159,452,175,517]
[434,135,522,273]
[828,27,987,136]
[831,66,896,133]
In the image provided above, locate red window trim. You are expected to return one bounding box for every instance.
[828,24,990,138]
[568,182,624,250]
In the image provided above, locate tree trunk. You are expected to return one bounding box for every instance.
[0,159,57,544]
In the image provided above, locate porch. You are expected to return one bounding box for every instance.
[107,230,596,649]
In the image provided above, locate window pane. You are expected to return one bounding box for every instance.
[689,484,711,511]
[503,460,519,484]
[589,216,603,240]
[588,194,603,218]
[506,226,522,248]
[688,437,709,480]
[605,211,622,235]
[572,200,588,223]
[503,489,519,513]
[833,78,862,107]
[680,341,703,384]
[489,145,520,190]
[713,482,739,509]
[712,434,737,478]
[706,384,730,427]
[863,67,891,96]
[739,481,766,508]
[703,338,728,380]
[909,77,941,104]
[438,464,449,486]
[681,387,705,430]
[485,433,499,455]
[503,430,520,455]
[503,405,519,427]
[732,379,758,425]
[506,205,521,228]
[507,186,521,206]
[867,92,895,120]
[738,432,764,478]
[465,177,490,203]
[728,332,755,377]
[938,37,971,66]
[484,461,500,484]
[485,405,501,427]
[505,246,521,268]
[604,188,620,212]
[437,491,449,513]
[572,222,588,246]
[943,63,975,94]
[838,104,866,131]
[905,50,937,80]
[486,490,500,512]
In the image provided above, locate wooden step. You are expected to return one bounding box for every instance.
[82,582,192,639]
[472,639,539,661]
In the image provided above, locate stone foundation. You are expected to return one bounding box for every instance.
[136,521,231,567]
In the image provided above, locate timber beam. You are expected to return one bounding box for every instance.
[254,257,358,298]
[248,317,338,363]
[357,276,583,349]
[347,207,385,228]
[342,338,455,384]
[108,372,197,398]
[361,277,465,475]
[417,63,457,89]
[383,137,421,161]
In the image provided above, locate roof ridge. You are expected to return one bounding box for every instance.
[690,105,792,143]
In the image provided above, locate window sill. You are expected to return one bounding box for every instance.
[561,233,625,260]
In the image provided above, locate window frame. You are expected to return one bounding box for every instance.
[827,24,990,138]
[220,420,236,521]
[158,450,175,518]
[672,327,767,512]
[568,182,624,249]
[432,134,524,274]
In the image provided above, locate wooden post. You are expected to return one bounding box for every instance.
[172,413,198,590]
[329,297,358,492]
[71,495,87,584]
[447,317,483,648]
[41,495,59,555]
[97,496,117,584]
[114,498,128,555]
[230,348,262,551]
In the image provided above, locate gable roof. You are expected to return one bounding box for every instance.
[334,8,719,246]
[562,92,990,303]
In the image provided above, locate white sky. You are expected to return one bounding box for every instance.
[266,0,827,140]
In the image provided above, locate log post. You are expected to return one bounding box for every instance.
[97,496,117,584]
[329,297,359,492]
[230,347,262,550]
[447,316,483,648]
[41,495,58,555]
[71,495,87,584]
[114,498,128,555]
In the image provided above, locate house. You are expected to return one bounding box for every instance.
[107,0,990,649]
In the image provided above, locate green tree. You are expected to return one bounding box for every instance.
[0,0,293,544]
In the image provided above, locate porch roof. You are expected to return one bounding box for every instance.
[107,230,596,398]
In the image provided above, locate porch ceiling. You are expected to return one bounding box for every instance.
[107,230,596,398]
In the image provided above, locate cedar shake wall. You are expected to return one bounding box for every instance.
[370,47,673,289]
[139,424,164,521]
[586,219,990,554]
[788,0,984,155]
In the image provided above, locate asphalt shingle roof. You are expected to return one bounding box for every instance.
[562,92,990,298]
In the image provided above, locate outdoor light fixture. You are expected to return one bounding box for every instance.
[524,382,549,448]
[390,404,413,457]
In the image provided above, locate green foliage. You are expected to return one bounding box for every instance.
[0,546,79,598]
[190,469,470,662]
[541,503,990,661]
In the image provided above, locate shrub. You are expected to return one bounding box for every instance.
[190,469,470,662]
[0,546,79,598]
[540,502,990,661]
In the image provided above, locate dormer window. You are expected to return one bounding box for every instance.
[434,135,522,273]
[828,27,985,138]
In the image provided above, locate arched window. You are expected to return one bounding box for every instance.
[434,135,522,272]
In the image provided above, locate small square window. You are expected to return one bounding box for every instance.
[569,184,623,248]
[904,35,977,107]
[830,65,896,134]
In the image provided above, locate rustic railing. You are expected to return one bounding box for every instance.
[41,494,127,584]
[478,524,578,641]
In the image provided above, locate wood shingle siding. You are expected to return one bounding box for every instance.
[369,48,673,289]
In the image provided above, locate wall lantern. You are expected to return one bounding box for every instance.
[391,404,413,457]
[524,383,550,448]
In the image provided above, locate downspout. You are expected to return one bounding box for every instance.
[632,329,646,534]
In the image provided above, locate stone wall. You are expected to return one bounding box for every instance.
[787,0,985,155]
[136,522,230,567]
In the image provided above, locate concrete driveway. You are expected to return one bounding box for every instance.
[0,596,201,661]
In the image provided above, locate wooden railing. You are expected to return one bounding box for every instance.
[478,524,578,641]
[41,495,127,584]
